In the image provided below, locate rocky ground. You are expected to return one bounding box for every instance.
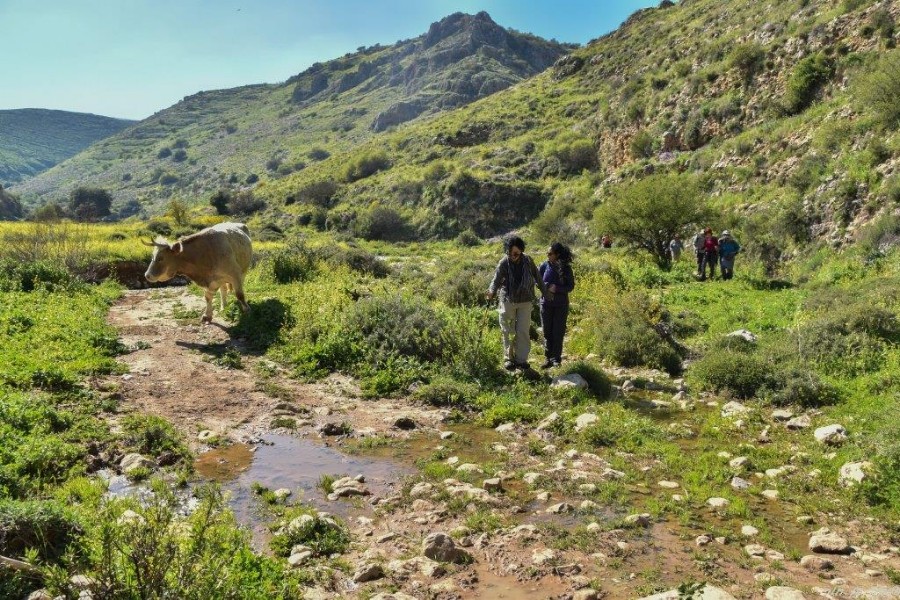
[96,288,900,600]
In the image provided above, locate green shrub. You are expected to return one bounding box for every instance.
[558,361,612,398]
[579,404,664,452]
[583,291,683,376]
[121,414,188,461]
[548,138,598,174]
[319,245,389,277]
[412,378,481,409]
[438,308,500,381]
[856,49,900,129]
[629,130,655,159]
[477,390,544,427]
[0,260,79,293]
[784,54,833,114]
[0,499,81,562]
[269,507,350,557]
[259,244,316,284]
[689,351,774,398]
[728,43,766,83]
[455,228,481,247]
[344,295,443,364]
[857,213,900,260]
[353,206,411,241]
[343,150,390,182]
[762,368,840,408]
[294,179,339,208]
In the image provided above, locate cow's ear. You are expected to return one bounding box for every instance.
[172,242,183,254]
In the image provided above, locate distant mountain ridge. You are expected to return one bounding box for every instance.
[0,109,134,186]
[12,12,571,210]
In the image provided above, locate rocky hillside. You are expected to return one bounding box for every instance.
[0,109,133,186]
[256,0,899,244]
[11,12,569,212]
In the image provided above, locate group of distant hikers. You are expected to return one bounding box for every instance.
[485,228,740,370]
[670,228,742,281]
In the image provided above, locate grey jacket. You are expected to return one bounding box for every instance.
[489,254,546,303]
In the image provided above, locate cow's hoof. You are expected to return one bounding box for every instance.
[240,303,250,313]
[201,315,212,324]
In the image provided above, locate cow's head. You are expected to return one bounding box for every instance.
[144,238,184,283]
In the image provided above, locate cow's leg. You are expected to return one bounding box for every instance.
[220,284,229,312]
[233,278,250,312]
[202,288,215,323]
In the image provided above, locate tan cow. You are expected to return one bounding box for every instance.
[144,222,252,323]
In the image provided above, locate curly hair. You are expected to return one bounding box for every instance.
[550,242,573,263]
[503,235,526,254]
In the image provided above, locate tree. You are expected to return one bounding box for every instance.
[0,184,24,220]
[210,190,231,215]
[69,187,113,222]
[593,174,711,268]
[167,198,189,226]
[32,202,67,222]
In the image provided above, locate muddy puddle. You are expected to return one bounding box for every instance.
[461,565,570,599]
[195,433,413,547]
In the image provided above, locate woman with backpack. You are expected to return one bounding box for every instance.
[539,242,575,369]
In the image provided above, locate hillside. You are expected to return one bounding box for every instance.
[11,12,569,212]
[254,0,899,246]
[0,109,134,186]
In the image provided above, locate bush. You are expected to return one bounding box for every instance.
[455,228,482,247]
[0,186,24,221]
[259,244,316,284]
[157,147,172,159]
[344,295,443,365]
[0,499,82,562]
[762,368,840,408]
[0,259,78,293]
[689,350,773,398]
[172,149,188,163]
[548,138,598,174]
[308,148,331,161]
[593,174,711,268]
[856,49,900,129]
[270,508,350,557]
[69,187,112,222]
[728,43,766,83]
[629,130,655,159]
[294,179,339,208]
[558,361,612,398]
[319,245,389,277]
[121,414,189,461]
[579,404,664,452]
[584,291,683,376]
[784,53,833,114]
[31,202,67,222]
[353,206,411,241]
[343,149,390,182]
[227,191,266,216]
[857,213,900,259]
[412,378,480,409]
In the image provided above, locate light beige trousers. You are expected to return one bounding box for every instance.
[499,300,532,363]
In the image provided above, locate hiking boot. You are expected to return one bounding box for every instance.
[540,359,555,369]
[504,360,516,371]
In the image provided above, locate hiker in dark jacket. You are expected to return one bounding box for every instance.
[699,227,719,281]
[487,236,546,370]
[718,230,741,280]
[691,230,705,277]
[539,242,575,369]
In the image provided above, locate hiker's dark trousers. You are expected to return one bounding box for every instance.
[540,303,569,362]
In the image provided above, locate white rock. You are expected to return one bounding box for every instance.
[552,374,589,390]
[696,535,712,546]
[761,489,779,500]
[523,472,541,485]
[741,525,759,537]
[814,424,847,445]
[410,482,434,497]
[729,456,749,469]
[838,461,873,487]
[483,478,502,492]
[532,548,558,565]
[707,497,730,508]
[727,329,757,343]
[495,423,516,434]
[721,401,750,418]
[809,529,851,554]
[785,414,812,430]
[197,430,218,442]
[273,488,292,501]
[535,412,561,431]
[638,584,737,599]
[287,551,312,567]
[658,480,679,489]
[439,431,454,440]
[456,463,484,474]
[731,476,751,490]
[625,513,651,527]
[574,412,599,432]
[745,544,767,556]
[546,502,573,514]
[119,453,154,475]
[800,555,833,571]
[771,409,794,422]
[764,586,806,600]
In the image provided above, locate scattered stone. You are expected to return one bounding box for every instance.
[718,451,733,459]
[772,409,794,422]
[742,525,759,537]
[197,430,218,442]
[766,549,785,561]
[707,497,730,508]
[621,380,635,393]
[446,456,460,466]
[553,374,589,390]
[546,502,573,514]
[483,478,502,492]
[575,413,599,432]
[809,528,852,554]
[696,535,712,546]
[119,453,155,475]
[69,575,95,590]
[764,586,806,600]
[580,500,600,511]
[495,423,516,434]
[327,477,369,500]
[439,431,454,440]
[273,488,292,501]
[532,548,558,565]
[766,466,794,478]
[727,329,757,343]
[625,513,652,527]
[586,522,601,532]
[865,569,883,577]
[370,593,418,600]
[117,509,145,526]
[376,532,398,543]
[579,483,597,493]
[535,412,560,431]
[658,480,679,489]
[786,415,812,431]
[838,461,873,487]
[758,427,771,443]
[573,589,601,600]
[814,424,847,446]
[755,573,776,584]
[288,551,312,567]
[731,477,751,490]
[796,515,814,525]
[422,532,471,564]
[761,489,780,500]
[27,591,53,600]
[721,401,750,418]
[729,456,749,469]
[318,422,349,436]
[352,563,384,583]
[523,472,541,485]
[638,584,737,599]
[745,544,767,557]
[535,491,551,502]
[455,463,484,474]
[410,482,434,497]
[800,555,833,571]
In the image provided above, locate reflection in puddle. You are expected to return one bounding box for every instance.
[195,433,413,548]
[463,565,569,599]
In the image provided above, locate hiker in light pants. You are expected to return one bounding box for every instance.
[487,235,546,370]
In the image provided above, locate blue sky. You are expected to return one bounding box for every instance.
[0,0,656,120]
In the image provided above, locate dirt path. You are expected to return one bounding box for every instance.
[102,288,900,600]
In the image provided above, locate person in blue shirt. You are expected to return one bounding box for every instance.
[718,230,741,280]
[538,242,575,369]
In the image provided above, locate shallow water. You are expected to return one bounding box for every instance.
[195,433,413,547]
